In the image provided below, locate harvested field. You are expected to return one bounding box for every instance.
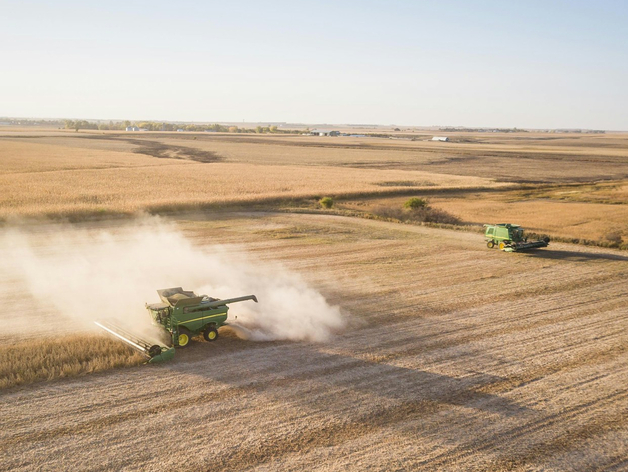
[1,213,627,471]
[121,132,628,182]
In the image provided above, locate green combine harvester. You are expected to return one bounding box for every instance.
[96,287,257,363]
[484,223,550,252]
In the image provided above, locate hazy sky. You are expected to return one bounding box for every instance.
[2,0,627,129]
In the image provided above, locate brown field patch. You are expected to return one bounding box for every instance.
[145,132,628,183]
[4,130,628,182]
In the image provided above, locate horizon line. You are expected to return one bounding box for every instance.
[0,116,620,132]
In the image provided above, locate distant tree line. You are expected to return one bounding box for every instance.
[0,118,66,127]
[439,127,528,133]
[2,117,304,134]
[62,120,301,134]
[64,120,100,130]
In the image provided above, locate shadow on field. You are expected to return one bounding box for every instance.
[169,338,530,419]
[160,334,533,470]
[523,249,628,262]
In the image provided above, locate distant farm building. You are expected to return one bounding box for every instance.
[311,129,340,137]
[126,126,139,132]
[431,136,449,142]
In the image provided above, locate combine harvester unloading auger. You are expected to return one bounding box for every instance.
[95,287,258,363]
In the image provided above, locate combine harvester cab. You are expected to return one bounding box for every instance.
[96,287,257,363]
[484,223,550,252]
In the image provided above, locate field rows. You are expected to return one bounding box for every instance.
[1,213,626,470]
[1,128,627,470]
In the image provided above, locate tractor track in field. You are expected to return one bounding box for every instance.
[1,213,627,471]
[1,346,522,446]
[420,389,628,471]
[348,279,626,356]
[371,295,627,359]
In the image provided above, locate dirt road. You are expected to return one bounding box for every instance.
[1,213,627,471]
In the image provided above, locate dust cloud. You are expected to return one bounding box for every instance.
[1,218,345,343]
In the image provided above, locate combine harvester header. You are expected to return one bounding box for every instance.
[94,321,175,363]
[96,287,258,363]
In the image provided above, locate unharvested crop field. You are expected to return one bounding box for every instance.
[341,188,628,245]
[1,213,627,471]
[1,130,627,470]
[0,134,494,219]
[0,335,145,389]
[1,130,626,245]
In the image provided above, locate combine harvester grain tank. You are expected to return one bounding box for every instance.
[96,287,258,363]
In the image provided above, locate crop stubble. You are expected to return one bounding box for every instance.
[1,130,627,469]
[0,213,626,471]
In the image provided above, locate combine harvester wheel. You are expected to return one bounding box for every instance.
[176,328,191,348]
[204,327,218,342]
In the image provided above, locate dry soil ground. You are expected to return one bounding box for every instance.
[1,213,627,471]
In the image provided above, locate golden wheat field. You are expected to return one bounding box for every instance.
[2,130,627,244]
[0,335,145,389]
[0,129,627,471]
[0,136,495,219]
